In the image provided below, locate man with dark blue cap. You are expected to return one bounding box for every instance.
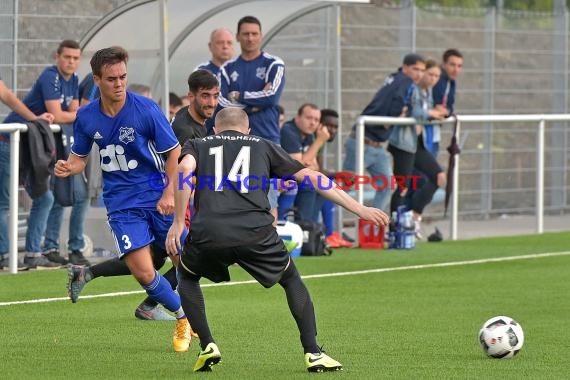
[342,53,426,211]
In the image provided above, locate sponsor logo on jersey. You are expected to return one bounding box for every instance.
[100,144,138,172]
[230,70,239,82]
[93,131,103,139]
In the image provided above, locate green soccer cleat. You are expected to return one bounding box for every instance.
[193,343,222,372]
[305,352,343,373]
[283,239,298,254]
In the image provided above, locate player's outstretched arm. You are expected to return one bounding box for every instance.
[166,153,195,257]
[54,153,88,178]
[293,167,390,227]
[157,145,181,215]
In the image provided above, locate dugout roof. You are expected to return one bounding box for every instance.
[78,0,368,99]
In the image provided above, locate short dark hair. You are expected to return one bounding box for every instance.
[443,48,463,63]
[320,109,338,123]
[277,104,285,115]
[237,15,262,34]
[187,69,219,94]
[57,40,80,54]
[90,46,129,77]
[402,53,425,66]
[297,103,319,116]
[169,92,182,107]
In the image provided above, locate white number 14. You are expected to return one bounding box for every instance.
[209,146,251,193]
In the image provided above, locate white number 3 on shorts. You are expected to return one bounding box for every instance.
[122,235,132,250]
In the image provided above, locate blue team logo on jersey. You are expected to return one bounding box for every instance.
[119,126,136,145]
[256,67,266,80]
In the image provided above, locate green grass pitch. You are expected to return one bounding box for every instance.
[1,232,569,379]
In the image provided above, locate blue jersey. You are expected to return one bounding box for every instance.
[357,69,414,142]
[194,61,222,77]
[71,92,179,213]
[280,119,314,154]
[219,52,285,143]
[79,73,100,102]
[4,65,78,123]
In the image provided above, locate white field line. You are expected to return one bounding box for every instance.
[2,250,569,307]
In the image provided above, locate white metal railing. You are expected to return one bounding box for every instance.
[353,114,570,245]
[0,123,60,274]
[3,115,570,273]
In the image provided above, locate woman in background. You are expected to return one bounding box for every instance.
[388,58,447,238]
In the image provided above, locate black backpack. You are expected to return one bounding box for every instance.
[296,219,332,256]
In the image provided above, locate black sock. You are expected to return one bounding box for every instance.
[177,268,214,350]
[278,260,320,354]
[142,266,177,308]
[90,258,131,278]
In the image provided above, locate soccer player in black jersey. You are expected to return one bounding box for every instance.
[166,108,389,372]
[170,69,219,145]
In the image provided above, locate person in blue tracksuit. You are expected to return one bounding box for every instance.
[194,28,235,135]
[194,28,235,78]
[218,15,286,220]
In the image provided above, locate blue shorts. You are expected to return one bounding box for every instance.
[107,208,175,258]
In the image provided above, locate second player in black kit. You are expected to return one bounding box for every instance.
[166,108,389,373]
[170,69,220,145]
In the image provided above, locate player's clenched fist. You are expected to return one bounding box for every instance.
[54,159,72,178]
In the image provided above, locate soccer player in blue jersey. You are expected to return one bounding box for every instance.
[55,46,192,352]
[218,15,286,221]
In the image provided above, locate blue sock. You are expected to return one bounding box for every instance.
[142,270,182,314]
[278,192,296,220]
[321,199,335,236]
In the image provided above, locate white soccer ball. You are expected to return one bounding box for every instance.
[478,316,524,359]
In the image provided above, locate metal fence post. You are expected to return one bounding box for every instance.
[536,119,545,234]
[451,119,461,241]
[355,117,365,206]
[8,129,20,274]
[551,0,568,210]
[354,117,365,247]
[482,7,496,219]
[335,4,344,239]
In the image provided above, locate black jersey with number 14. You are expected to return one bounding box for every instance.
[181,130,304,248]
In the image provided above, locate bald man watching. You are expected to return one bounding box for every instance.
[194,28,235,76]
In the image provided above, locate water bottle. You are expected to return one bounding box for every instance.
[402,210,416,250]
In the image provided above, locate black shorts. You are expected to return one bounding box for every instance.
[179,231,289,288]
